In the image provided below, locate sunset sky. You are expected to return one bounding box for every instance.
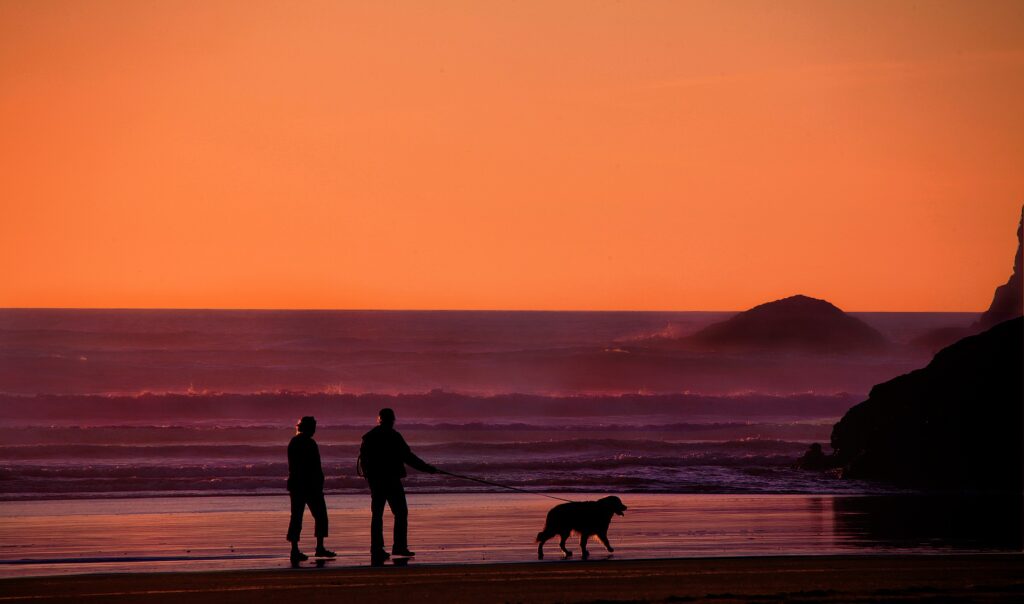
[1,1,1021,311]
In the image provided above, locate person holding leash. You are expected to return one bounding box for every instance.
[358,408,438,563]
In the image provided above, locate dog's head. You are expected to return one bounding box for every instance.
[599,496,627,516]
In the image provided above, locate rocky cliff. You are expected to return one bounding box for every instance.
[830,316,1023,489]
[976,207,1023,331]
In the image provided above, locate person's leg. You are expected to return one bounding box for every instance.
[369,483,388,554]
[388,481,410,554]
[309,492,334,556]
[287,492,308,560]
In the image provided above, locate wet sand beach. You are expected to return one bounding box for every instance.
[2,554,1023,603]
[3,493,1019,579]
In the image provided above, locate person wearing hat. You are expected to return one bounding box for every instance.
[286,415,334,562]
[358,407,438,563]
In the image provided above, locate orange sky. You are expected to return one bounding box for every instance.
[1,1,1021,311]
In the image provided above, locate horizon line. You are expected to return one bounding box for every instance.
[0,305,985,314]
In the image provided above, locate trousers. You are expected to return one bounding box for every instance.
[286,490,328,542]
[369,479,408,552]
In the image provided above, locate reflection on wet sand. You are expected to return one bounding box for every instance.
[4,493,1020,579]
[833,494,1023,551]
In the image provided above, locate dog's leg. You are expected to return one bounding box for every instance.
[536,531,551,560]
[558,533,571,558]
[580,533,590,560]
[598,531,614,553]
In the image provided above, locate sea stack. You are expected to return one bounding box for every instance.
[687,294,888,353]
[830,316,1023,489]
[975,206,1023,331]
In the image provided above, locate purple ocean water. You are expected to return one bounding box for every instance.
[0,309,973,501]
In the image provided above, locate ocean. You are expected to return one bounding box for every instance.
[5,309,1018,578]
[0,309,971,501]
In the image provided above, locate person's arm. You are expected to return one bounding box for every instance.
[287,439,298,473]
[312,441,325,487]
[357,436,368,477]
[286,439,297,490]
[399,433,438,473]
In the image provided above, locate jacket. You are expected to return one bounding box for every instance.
[287,433,325,492]
[358,425,432,481]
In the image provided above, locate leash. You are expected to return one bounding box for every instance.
[436,469,576,503]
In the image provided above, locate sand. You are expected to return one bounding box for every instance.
[4,493,1020,601]
[1,554,1022,603]
[4,493,1020,580]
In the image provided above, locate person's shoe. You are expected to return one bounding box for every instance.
[290,550,309,562]
[370,549,390,562]
[391,548,415,557]
[314,548,336,558]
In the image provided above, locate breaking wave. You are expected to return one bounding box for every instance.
[0,435,887,500]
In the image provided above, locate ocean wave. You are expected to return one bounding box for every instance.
[0,452,799,480]
[0,391,860,424]
[0,465,881,500]
[0,423,835,452]
[0,438,809,461]
[0,436,820,500]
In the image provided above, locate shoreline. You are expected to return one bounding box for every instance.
[2,554,1022,603]
[0,486,918,503]
[4,492,1020,580]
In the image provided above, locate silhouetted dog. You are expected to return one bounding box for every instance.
[536,496,627,560]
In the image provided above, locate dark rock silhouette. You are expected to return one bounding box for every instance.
[833,494,1023,550]
[794,443,831,471]
[687,295,888,353]
[976,206,1023,331]
[830,316,1023,489]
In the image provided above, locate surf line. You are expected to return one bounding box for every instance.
[435,469,576,503]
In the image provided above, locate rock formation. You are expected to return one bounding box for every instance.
[687,294,888,353]
[830,316,1023,489]
[976,206,1023,330]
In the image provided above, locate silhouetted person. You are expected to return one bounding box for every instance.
[358,408,437,563]
[287,416,334,562]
